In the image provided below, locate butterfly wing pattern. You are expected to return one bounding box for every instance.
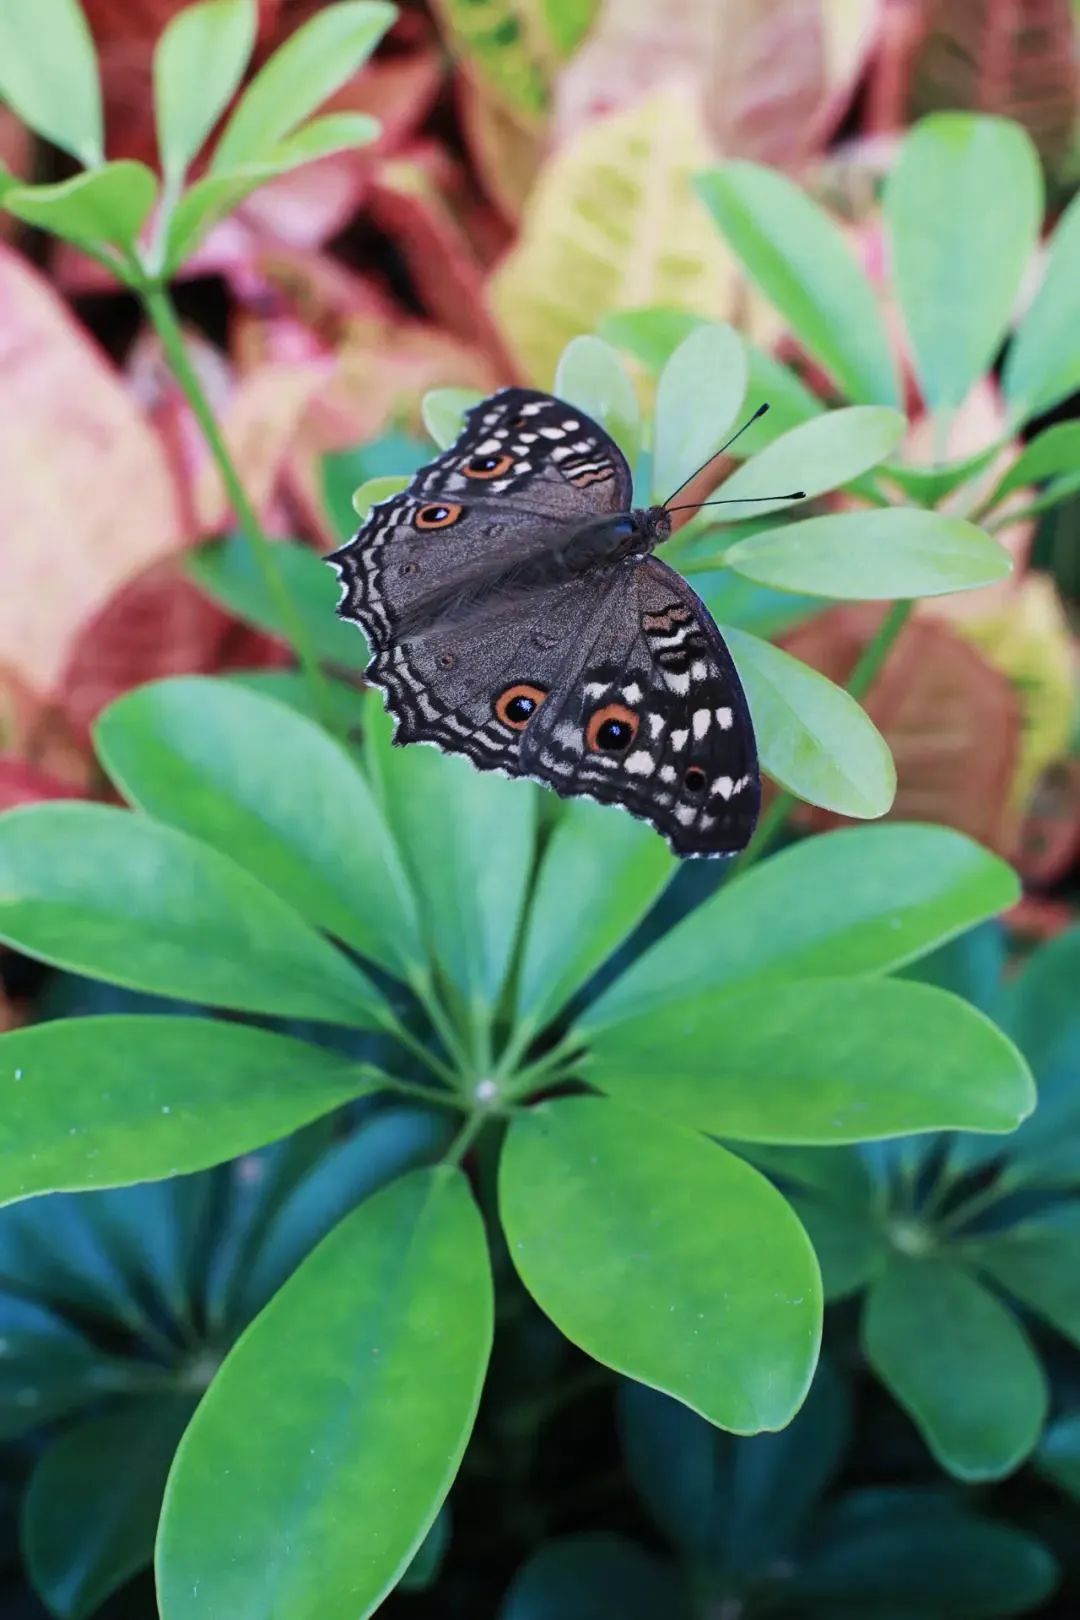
[329,387,760,856]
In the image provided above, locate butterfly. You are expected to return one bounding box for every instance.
[329,387,767,857]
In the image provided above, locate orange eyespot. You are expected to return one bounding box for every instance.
[586,703,640,753]
[415,502,463,529]
[463,452,515,480]
[495,683,548,730]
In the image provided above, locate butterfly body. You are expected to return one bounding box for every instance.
[329,388,760,857]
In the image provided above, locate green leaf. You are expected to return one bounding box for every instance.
[582,823,1018,1032]
[0,802,379,1026]
[0,1294,108,1439]
[554,335,641,464]
[711,407,906,522]
[0,1017,371,1207]
[974,928,1080,1183]
[974,1205,1080,1349]
[885,114,1041,416]
[514,798,674,1037]
[500,1097,821,1434]
[225,668,363,736]
[368,718,537,1012]
[158,1168,492,1620]
[982,423,1080,513]
[421,388,484,449]
[789,1195,886,1301]
[652,324,747,502]
[187,535,367,672]
[1003,187,1080,422]
[586,979,1033,1144]
[862,1256,1047,1480]
[350,474,411,521]
[597,307,706,374]
[0,0,103,166]
[164,111,380,266]
[210,0,394,171]
[154,0,257,187]
[233,1108,452,1319]
[695,164,899,407]
[24,1397,196,1620]
[723,626,895,818]
[95,677,422,980]
[724,509,1012,599]
[881,444,999,505]
[501,1534,689,1620]
[799,1490,1057,1617]
[3,164,157,255]
[693,571,824,640]
[1037,1413,1080,1503]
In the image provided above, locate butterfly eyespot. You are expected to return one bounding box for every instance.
[399,562,419,577]
[495,683,548,730]
[586,703,640,753]
[437,652,455,670]
[463,452,515,480]
[415,502,463,529]
[683,766,707,794]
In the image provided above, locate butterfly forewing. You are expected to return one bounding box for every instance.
[329,387,760,857]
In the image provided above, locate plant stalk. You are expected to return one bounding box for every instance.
[138,279,337,733]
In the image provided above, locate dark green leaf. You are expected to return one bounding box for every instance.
[695,163,899,406]
[500,1534,688,1620]
[862,1256,1047,1479]
[1037,1412,1080,1503]
[0,1293,107,1440]
[884,115,1041,415]
[0,803,380,1025]
[0,0,103,165]
[799,1488,1057,1617]
[23,1398,196,1620]
[154,0,257,186]
[882,444,999,505]
[187,534,367,672]
[586,978,1033,1143]
[514,798,673,1037]
[233,1107,452,1318]
[982,423,1080,514]
[974,1205,1080,1349]
[500,1097,821,1433]
[0,1017,370,1206]
[790,1195,887,1301]
[724,510,1012,598]
[366,707,537,1012]
[157,1168,492,1620]
[583,823,1018,1031]
[96,677,422,980]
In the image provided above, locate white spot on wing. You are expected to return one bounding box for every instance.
[539,426,565,439]
[671,729,688,751]
[624,750,655,776]
[692,708,711,740]
[665,672,690,696]
[660,765,677,783]
[647,712,664,739]
[714,776,734,799]
[716,707,733,730]
[622,682,642,703]
[675,804,697,826]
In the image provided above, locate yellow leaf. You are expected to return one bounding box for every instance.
[957,576,1078,811]
[488,87,771,385]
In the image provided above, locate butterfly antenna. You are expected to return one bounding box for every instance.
[661,402,772,510]
[665,491,806,514]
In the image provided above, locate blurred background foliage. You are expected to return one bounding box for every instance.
[2,1,1080,1616]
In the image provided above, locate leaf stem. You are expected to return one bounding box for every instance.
[357,1064,470,1114]
[933,1174,1011,1238]
[443,1110,490,1167]
[378,1011,459,1088]
[732,598,913,874]
[136,278,337,733]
